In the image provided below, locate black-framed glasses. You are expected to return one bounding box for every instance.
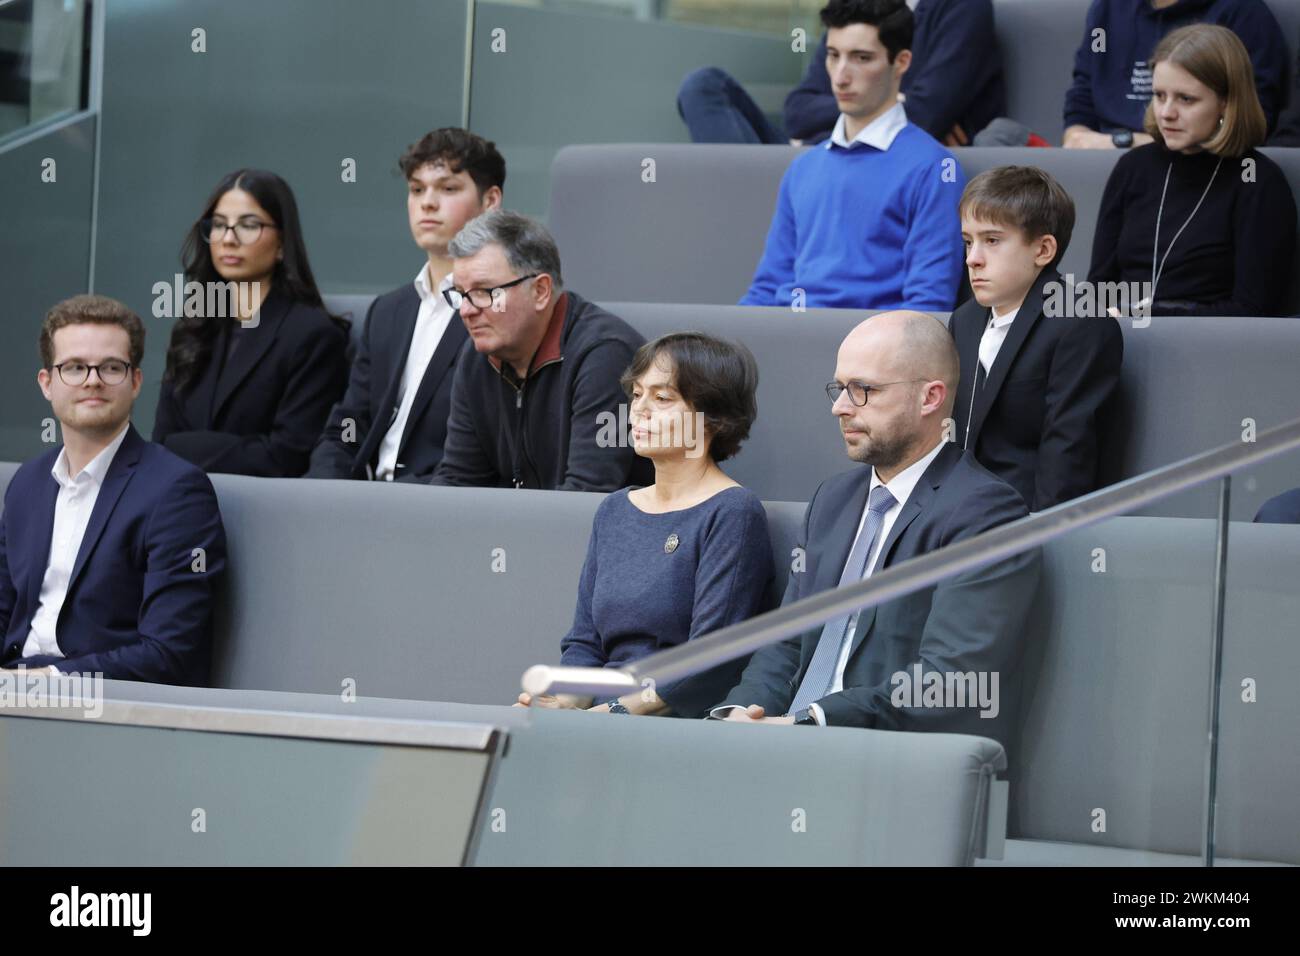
[825,379,925,407]
[443,273,539,311]
[201,216,278,245]
[52,359,133,386]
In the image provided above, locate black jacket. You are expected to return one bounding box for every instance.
[430,290,654,491]
[153,291,348,477]
[308,283,467,481]
[950,269,1123,511]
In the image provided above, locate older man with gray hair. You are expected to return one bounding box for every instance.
[430,210,653,491]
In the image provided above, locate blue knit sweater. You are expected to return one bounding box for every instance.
[741,124,966,311]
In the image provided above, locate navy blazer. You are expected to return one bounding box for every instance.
[153,290,349,477]
[950,269,1123,511]
[0,426,227,684]
[719,442,1040,750]
[307,283,467,481]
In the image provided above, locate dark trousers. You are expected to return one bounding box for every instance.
[676,66,785,144]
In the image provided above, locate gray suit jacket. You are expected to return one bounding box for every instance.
[718,442,1040,750]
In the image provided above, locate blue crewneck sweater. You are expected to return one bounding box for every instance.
[740,123,966,311]
[1063,0,1287,134]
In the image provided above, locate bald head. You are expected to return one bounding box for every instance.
[832,310,958,480]
[840,310,960,412]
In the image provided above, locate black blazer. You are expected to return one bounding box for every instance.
[719,443,1040,751]
[153,291,349,477]
[308,283,467,481]
[950,269,1123,511]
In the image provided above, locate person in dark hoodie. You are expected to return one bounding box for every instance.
[676,0,1004,147]
[1063,0,1286,149]
[428,210,653,491]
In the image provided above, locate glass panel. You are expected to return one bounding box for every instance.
[484,0,821,37]
[1214,447,1300,866]
[991,514,1219,864]
[0,0,87,141]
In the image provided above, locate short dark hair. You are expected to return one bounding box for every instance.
[819,0,913,61]
[959,166,1076,268]
[399,128,506,198]
[40,294,145,368]
[619,332,758,464]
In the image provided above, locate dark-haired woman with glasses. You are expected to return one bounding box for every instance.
[153,169,349,476]
[516,332,775,719]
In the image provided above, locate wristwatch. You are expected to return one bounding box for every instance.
[792,707,818,726]
[608,700,631,715]
[1111,130,1134,148]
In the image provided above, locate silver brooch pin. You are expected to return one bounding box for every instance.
[664,533,680,554]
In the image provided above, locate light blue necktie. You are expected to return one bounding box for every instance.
[788,484,896,713]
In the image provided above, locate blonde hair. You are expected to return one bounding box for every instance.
[1143,24,1267,156]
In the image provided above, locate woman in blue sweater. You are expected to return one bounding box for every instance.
[516,332,775,718]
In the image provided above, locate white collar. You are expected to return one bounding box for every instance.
[827,101,908,152]
[51,422,130,489]
[413,263,455,302]
[989,304,1020,330]
[869,437,945,509]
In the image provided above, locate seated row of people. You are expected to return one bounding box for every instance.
[0,289,1287,749]
[143,154,1122,517]
[0,296,1039,754]
[738,4,1295,314]
[679,0,1293,150]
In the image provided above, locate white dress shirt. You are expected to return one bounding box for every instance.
[22,423,131,661]
[978,304,1019,374]
[374,264,456,481]
[962,305,1020,450]
[806,438,947,725]
[826,101,908,152]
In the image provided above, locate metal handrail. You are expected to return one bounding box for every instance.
[523,416,1300,697]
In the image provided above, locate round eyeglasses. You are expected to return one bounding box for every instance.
[52,360,133,386]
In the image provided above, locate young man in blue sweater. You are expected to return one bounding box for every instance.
[1063,0,1286,149]
[740,0,966,312]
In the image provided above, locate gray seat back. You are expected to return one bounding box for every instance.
[207,475,804,703]
[992,0,1086,142]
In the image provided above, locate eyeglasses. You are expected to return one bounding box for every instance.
[443,273,539,311]
[824,379,925,407]
[201,216,278,245]
[52,359,133,386]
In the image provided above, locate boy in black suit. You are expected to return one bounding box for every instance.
[951,166,1123,511]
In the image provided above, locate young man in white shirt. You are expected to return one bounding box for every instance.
[308,128,505,481]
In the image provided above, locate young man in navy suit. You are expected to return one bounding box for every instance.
[308,128,505,481]
[952,166,1123,511]
[0,295,226,684]
[711,311,1040,752]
